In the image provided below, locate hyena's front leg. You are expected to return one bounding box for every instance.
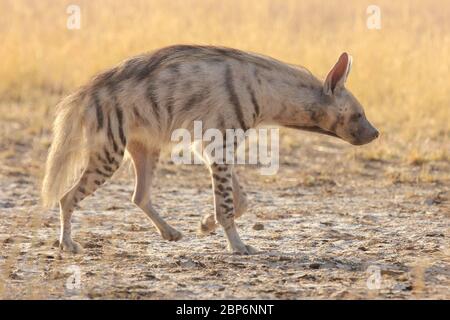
[127,142,182,241]
[210,163,256,255]
[200,170,248,234]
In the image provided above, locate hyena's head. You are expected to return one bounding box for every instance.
[318,53,379,145]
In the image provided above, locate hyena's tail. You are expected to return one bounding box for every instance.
[42,86,130,209]
[41,91,91,208]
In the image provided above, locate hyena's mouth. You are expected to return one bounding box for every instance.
[285,125,341,139]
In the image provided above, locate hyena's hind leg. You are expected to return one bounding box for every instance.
[199,170,248,234]
[127,142,182,241]
[59,148,123,253]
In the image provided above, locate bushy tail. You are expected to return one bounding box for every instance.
[41,91,89,208]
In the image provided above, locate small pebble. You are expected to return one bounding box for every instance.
[252,223,264,231]
[309,263,321,269]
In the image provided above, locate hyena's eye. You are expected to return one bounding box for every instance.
[350,113,362,122]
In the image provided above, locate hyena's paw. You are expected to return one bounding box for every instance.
[160,226,183,242]
[198,214,217,235]
[59,239,83,254]
[228,243,259,255]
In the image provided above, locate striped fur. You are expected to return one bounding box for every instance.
[42,45,378,254]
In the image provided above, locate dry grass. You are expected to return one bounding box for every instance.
[1,0,449,174]
[0,0,448,299]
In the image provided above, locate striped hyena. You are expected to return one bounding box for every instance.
[42,45,378,255]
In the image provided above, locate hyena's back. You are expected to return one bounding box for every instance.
[41,45,284,207]
[88,45,281,140]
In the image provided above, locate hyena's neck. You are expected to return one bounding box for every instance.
[254,64,327,128]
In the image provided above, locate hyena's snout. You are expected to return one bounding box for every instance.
[351,118,379,145]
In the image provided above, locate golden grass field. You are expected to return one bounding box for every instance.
[1,0,449,178]
[0,0,448,299]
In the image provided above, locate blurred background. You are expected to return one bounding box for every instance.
[0,0,448,180]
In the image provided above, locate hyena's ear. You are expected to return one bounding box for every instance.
[323,52,353,95]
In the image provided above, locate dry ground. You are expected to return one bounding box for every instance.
[0,129,448,299]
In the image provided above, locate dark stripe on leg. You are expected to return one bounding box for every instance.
[104,148,119,167]
[95,168,112,178]
[115,107,127,146]
[97,154,109,165]
[107,113,119,153]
